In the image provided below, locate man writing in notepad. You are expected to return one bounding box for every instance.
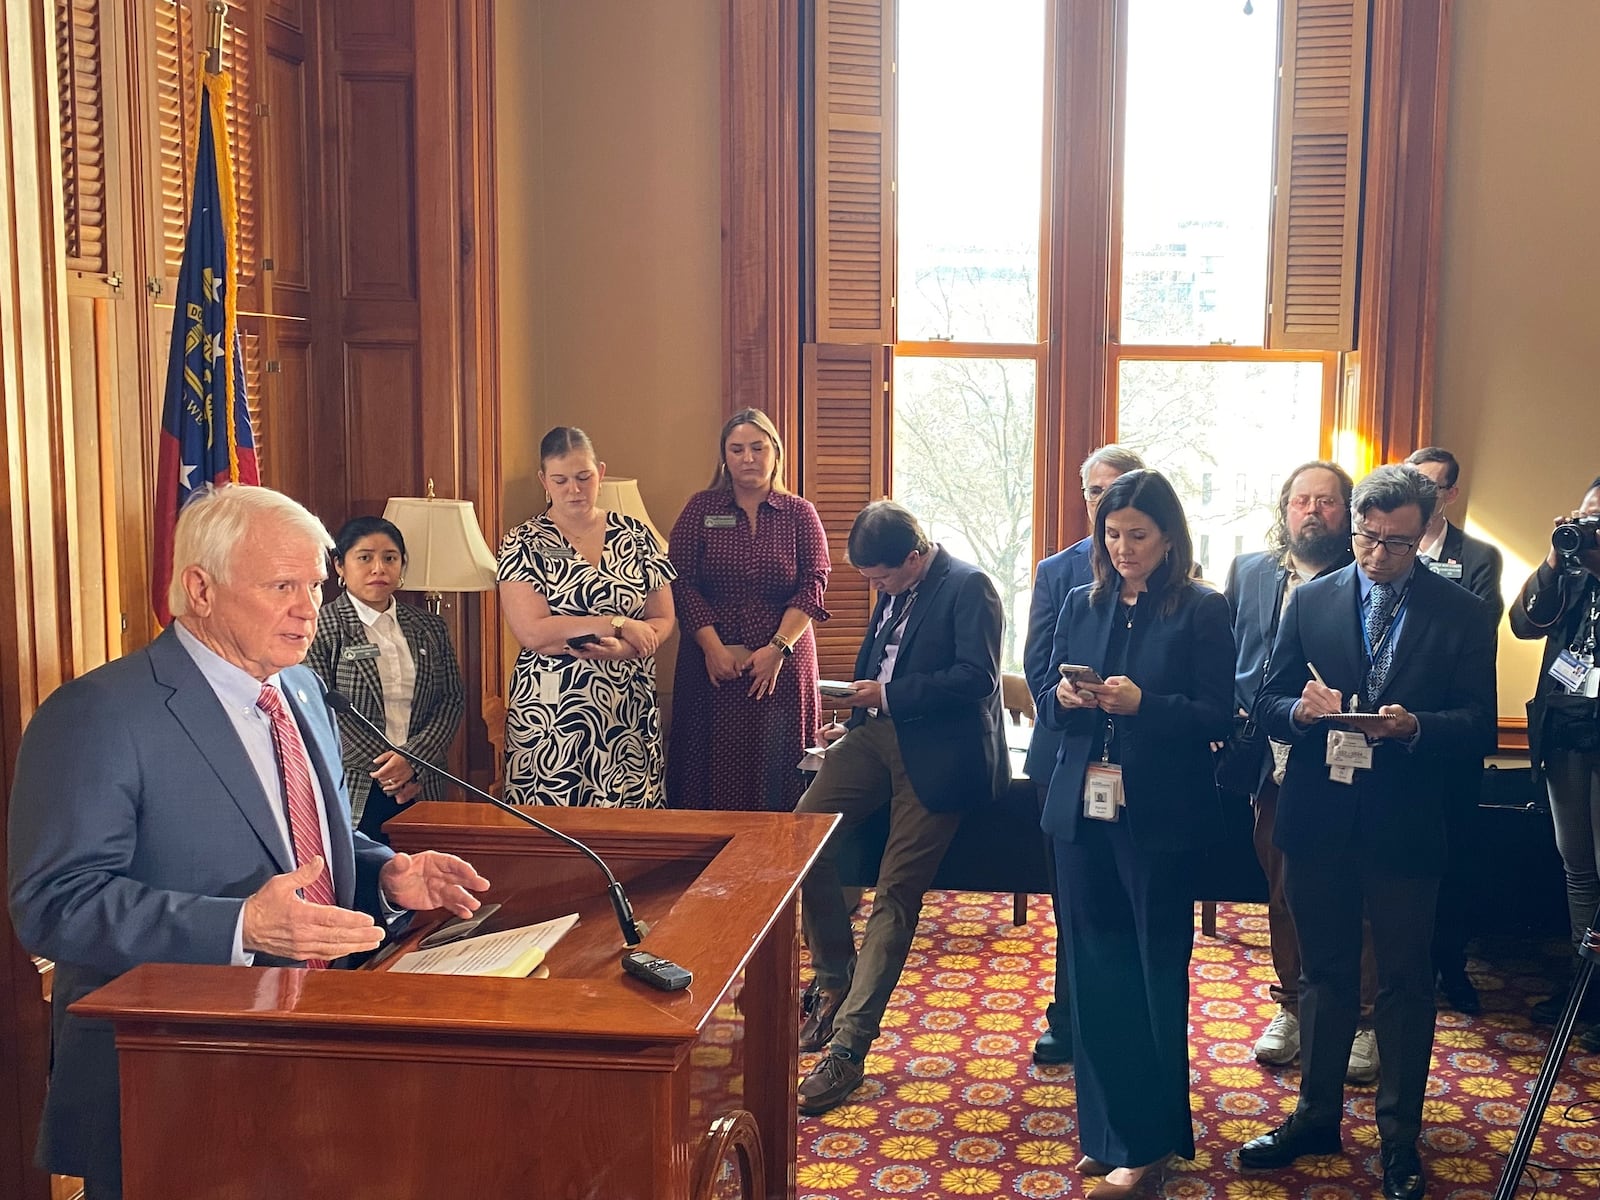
[8,485,489,1199]
[1235,465,1496,1200]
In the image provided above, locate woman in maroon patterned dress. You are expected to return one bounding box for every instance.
[668,409,830,810]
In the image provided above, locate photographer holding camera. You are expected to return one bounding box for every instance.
[1511,475,1600,1046]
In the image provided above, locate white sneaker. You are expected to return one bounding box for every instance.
[1254,1009,1301,1064]
[1346,1027,1380,1084]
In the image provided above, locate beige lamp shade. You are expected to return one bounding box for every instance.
[596,477,664,548]
[381,494,499,593]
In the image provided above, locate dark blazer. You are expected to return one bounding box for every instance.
[1434,521,1506,626]
[1036,578,1235,852]
[1023,535,1094,783]
[1509,561,1599,780]
[306,591,465,812]
[1224,548,1353,793]
[853,546,1009,812]
[1256,562,1498,876]
[7,627,392,1185]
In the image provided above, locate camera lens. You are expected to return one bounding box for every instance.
[1553,518,1600,556]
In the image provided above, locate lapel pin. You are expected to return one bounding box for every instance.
[297,689,308,703]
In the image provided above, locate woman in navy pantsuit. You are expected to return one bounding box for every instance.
[1035,470,1235,1198]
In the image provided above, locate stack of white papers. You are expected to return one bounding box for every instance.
[390,912,580,977]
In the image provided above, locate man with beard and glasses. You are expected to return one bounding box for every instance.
[1224,462,1381,1086]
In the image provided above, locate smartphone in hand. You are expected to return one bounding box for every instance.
[1058,664,1105,687]
[818,680,859,699]
[567,633,602,651]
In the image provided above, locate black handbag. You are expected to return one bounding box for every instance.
[1214,570,1285,797]
[1215,713,1268,796]
[1545,692,1600,754]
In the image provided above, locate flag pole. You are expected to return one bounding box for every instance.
[205,2,228,75]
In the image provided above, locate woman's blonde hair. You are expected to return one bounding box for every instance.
[710,408,787,492]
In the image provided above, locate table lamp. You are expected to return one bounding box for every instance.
[382,480,499,614]
[596,477,664,548]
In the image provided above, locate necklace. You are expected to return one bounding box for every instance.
[1120,599,1137,629]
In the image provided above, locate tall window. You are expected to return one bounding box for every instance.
[1111,0,1333,586]
[892,0,1046,670]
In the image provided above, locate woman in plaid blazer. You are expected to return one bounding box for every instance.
[306,516,465,841]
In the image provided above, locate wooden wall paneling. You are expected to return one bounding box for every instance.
[1356,0,1450,457]
[264,321,314,509]
[453,0,501,790]
[1044,0,1117,554]
[722,0,801,455]
[265,0,301,34]
[343,343,423,516]
[262,17,312,309]
[2,0,80,1192]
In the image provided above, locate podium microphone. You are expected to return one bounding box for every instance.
[324,690,646,946]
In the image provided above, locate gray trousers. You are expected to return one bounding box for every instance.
[796,717,962,1056]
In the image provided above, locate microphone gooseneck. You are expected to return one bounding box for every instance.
[324,690,645,946]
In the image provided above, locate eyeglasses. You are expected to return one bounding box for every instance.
[1287,495,1344,512]
[1083,485,1108,501]
[1352,527,1419,556]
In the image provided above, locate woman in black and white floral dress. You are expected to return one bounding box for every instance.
[497,426,677,806]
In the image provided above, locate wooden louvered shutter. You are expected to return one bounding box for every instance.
[802,344,891,681]
[150,0,198,291]
[1266,0,1370,351]
[216,1,261,311]
[58,0,109,274]
[814,0,895,344]
[804,0,896,678]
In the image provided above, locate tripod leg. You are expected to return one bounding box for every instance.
[1492,953,1597,1200]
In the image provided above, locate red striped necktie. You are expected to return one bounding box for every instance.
[257,683,336,967]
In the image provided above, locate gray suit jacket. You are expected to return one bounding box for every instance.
[6,626,392,1185]
[305,591,464,815]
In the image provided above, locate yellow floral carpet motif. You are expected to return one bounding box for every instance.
[796,893,1600,1199]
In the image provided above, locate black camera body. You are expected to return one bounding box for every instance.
[1553,513,1600,559]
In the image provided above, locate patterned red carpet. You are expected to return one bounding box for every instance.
[796,893,1600,1199]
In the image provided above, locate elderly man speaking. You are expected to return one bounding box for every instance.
[8,485,490,1199]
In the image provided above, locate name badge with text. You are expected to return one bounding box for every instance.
[544,546,577,559]
[341,643,380,662]
[1325,728,1374,771]
[1427,560,1464,580]
[1550,648,1595,694]
[704,514,738,528]
[1082,763,1124,822]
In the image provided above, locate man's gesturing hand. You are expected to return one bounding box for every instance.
[241,857,384,960]
[379,851,490,918]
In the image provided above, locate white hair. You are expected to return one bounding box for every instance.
[168,485,333,617]
[1080,444,1145,486]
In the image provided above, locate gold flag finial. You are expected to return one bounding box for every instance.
[205,2,229,75]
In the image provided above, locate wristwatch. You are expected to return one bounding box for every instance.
[769,636,794,657]
[611,616,627,636]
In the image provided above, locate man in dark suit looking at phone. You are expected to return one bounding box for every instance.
[794,501,1007,1114]
[1237,465,1496,1200]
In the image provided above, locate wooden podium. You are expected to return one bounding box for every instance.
[73,803,836,1200]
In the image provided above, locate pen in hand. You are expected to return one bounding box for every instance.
[1306,661,1326,687]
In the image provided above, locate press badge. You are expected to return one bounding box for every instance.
[1082,763,1124,822]
[1427,560,1464,580]
[1325,728,1373,771]
[704,514,738,528]
[1549,648,1595,694]
[539,672,560,705]
[341,643,380,663]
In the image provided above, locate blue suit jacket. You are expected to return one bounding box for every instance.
[1255,562,1498,876]
[1023,536,1095,783]
[851,546,1009,812]
[7,626,393,1185]
[1036,579,1235,852]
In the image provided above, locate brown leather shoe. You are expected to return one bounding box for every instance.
[797,1046,864,1115]
[799,987,845,1052]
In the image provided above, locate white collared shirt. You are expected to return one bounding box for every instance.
[174,621,336,964]
[348,593,417,746]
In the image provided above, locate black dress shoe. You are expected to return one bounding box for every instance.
[1238,1117,1342,1169]
[1381,1142,1425,1200]
[1032,1028,1074,1065]
[1437,968,1481,1015]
